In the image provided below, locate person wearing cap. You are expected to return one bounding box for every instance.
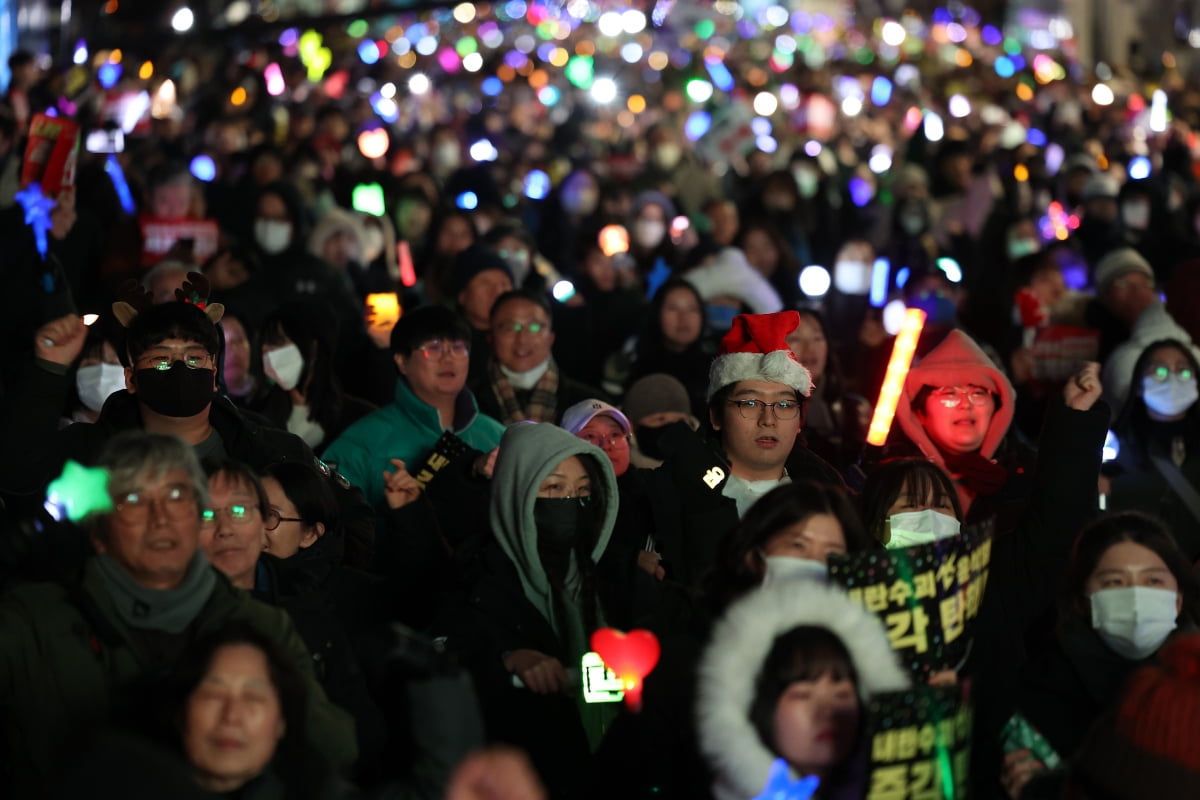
[472,289,604,426]
[623,373,700,468]
[450,243,515,388]
[1075,172,1125,268]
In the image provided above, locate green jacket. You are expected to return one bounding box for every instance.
[323,377,505,510]
[0,559,357,796]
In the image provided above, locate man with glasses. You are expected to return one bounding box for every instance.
[0,431,356,793]
[5,298,375,572]
[472,289,603,425]
[324,305,505,512]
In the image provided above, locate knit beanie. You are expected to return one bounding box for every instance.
[1094,247,1154,295]
[706,311,813,401]
[1073,634,1200,798]
[450,244,514,298]
[624,374,692,424]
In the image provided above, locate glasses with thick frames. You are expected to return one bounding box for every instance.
[726,398,802,420]
[201,504,281,530]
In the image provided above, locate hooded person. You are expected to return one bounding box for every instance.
[894,329,1017,517]
[696,580,910,800]
[433,422,619,799]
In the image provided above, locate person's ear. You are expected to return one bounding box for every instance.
[744,548,766,580]
[393,353,408,376]
[709,405,721,432]
[548,329,556,348]
[275,718,286,741]
[1177,591,1184,618]
[125,367,136,394]
[299,522,324,549]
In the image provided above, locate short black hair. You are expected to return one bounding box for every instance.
[123,302,221,367]
[488,288,553,326]
[389,304,471,356]
[859,458,962,545]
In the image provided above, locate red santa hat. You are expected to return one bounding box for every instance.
[706,311,813,401]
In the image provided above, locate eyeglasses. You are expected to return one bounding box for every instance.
[929,387,993,409]
[579,432,629,448]
[201,504,280,531]
[416,339,470,359]
[113,485,198,522]
[493,320,549,336]
[726,398,802,420]
[1147,365,1195,383]
[138,353,214,371]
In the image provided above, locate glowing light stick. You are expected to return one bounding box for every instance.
[105,154,135,215]
[752,759,820,800]
[365,293,401,336]
[15,183,57,259]
[590,628,660,712]
[598,224,629,257]
[866,308,926,446]
[397,241,417,288]
[45,460,112,522]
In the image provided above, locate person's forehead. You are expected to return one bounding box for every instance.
[469,269,512,289]
[581,414,623,432]
[144,338,209,352]
[124,467,192,493]
[209,472,258,498]
[495,299,547,322]
[730,380,797,398]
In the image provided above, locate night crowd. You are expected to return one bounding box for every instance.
[1,22,1200,800]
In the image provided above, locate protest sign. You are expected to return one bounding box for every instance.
[865,687,972,800]
[21,113,79,195]
[139,217,220,265]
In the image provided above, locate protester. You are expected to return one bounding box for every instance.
[620,372,699,467]
[623,278,715,417]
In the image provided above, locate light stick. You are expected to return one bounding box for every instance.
[866,308,926,446]
[590,628,660,712]
[15,183,57,259]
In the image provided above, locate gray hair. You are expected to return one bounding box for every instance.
[95,431,210,512]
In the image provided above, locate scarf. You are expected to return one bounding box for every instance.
[489,357,560,424]
[940,449,1009,498]
[93,550,218,634]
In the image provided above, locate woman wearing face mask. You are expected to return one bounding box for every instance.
[697,580,909,800]
[751,170,815,270]
[62,323,126,426]
[1001,512,1200,798]
[253,303,376,455]
[1106,339,1200,558]
[622,278,715,419]
[705,481,874,615]
[628,191,681,279]
[432,422,621,799]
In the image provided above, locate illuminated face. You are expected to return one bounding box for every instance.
[97,468,202,591]
[199,472,268,591]
[760,513,847,567]
[490,298,554,373]
[915,385,996,456]
[711,380,801,481]
[1086,541,1182,610]
[772,672,861,776]
[182,644,286,793]
[152,181,192,219]
[659,287,703,351]
[395,338,471,403]
[261,476,320,560]
[221,319,251,386]
[577,415,630,477]
[786,316,828,382]
[741,228,780,277]
[885,477,957,519]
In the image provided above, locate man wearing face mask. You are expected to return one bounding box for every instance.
[632,125,720,218]
[2,299,377,575]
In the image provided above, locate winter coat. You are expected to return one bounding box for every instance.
[322,376,504,511]
[0,361,376,575]
[0,558,357,796]
[251,383,377,457]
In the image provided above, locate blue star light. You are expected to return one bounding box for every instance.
[752,759,820,800]
[15,182,58,259]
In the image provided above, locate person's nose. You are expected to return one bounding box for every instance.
[220,696,246,725]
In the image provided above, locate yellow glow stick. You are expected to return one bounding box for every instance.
[866,308,927,446]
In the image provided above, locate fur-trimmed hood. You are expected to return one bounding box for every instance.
[895,329,1015,465]
[696,580,910,800]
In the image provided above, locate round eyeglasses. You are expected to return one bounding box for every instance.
[726,398,802,420]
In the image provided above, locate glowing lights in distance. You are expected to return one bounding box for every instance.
[171,7,194,32]
[798,265,832,297]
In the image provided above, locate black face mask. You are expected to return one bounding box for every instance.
[533,497,594,553]
[134,362,216,418]
[636,425,668,461]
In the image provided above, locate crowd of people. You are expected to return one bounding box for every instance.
[3,11,1200,799]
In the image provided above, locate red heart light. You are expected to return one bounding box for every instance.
[590,628,661,711]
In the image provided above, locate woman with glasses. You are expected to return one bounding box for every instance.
[1105,339,1200,558]
[433,422,621,799]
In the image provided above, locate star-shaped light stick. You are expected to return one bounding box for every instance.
[45,460,112,522]
[15,182,58,259]
[751,759,820,800]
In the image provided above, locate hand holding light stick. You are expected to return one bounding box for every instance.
[866,308,927,447]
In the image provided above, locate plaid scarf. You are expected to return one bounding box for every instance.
[489,358,560,423]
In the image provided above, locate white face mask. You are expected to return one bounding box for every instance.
[362,226,385,263]
[433,141,461,173]
[255,219,293,255]
[1121,200,1151,231]
[762,555,829,586]
[885,510,961,550]
[264,344,305,391]
[634,219,666,250]
[793,167,819,199]
[652,143,682,171]
[1007,238,1041,260]
[1090,585,1178,660]
[76,363,127,413]
[1142,376,1199,417]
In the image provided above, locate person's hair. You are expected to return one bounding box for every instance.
[123,301,222,367]
[859,459,963,544]
[1011,249,1061,291]
[264,460,340,541]
[540,452,608,634]
[1114,339,1200,467]
[202,459,272,526]
[706,481,871,612]
[735,219,800,277]
[168,621,309,791]
[261,303,345,434]
[389,304,472,356]
[488,288,553,326]
[636,277,706,363]
[1060,511,1200,628]
[93,432,210,539]
[7,50,33,72]
[795,307,844,402]
[748,625,860,757]
[147,161,193,193]
[481,221,535,252]
[429,209,477,253]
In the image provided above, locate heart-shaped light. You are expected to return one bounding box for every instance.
[357,128,390,160]
[590,628,660,711]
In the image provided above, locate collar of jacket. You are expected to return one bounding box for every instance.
[393,375,480,433]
